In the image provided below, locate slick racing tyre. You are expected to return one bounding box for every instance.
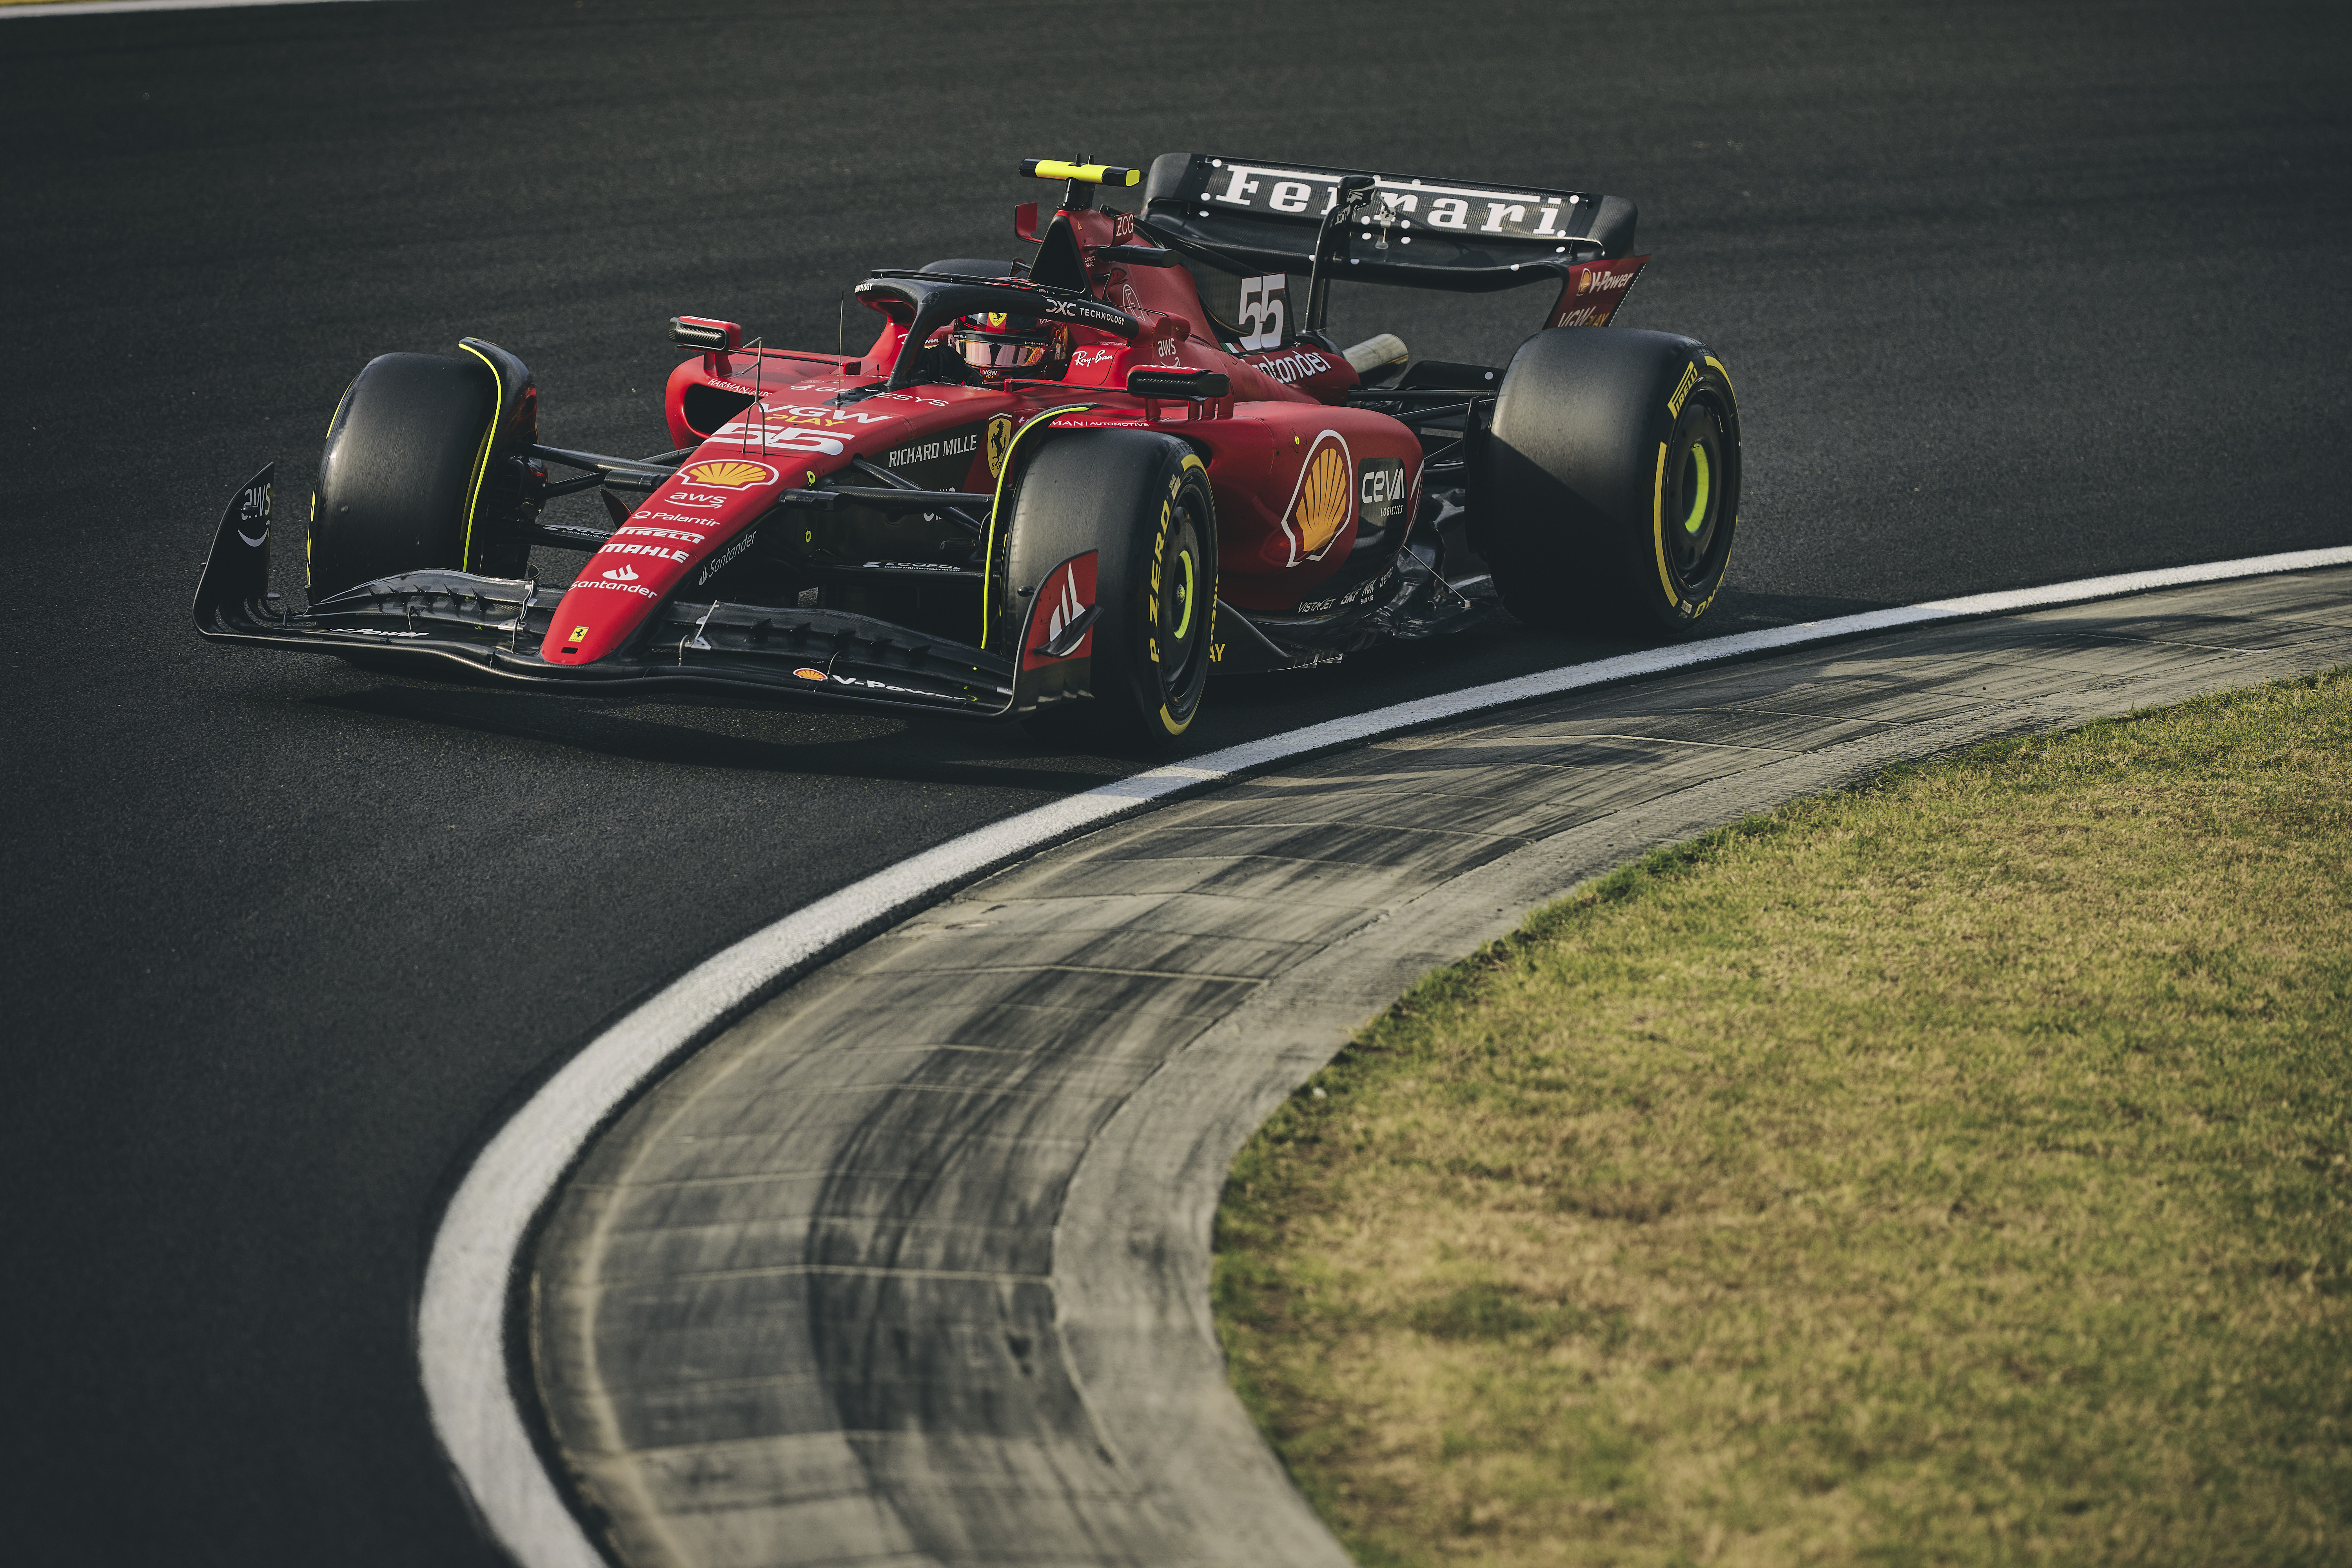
[1007,431,1216,751]
[308,352,500,598]
[1471,328,1740,635]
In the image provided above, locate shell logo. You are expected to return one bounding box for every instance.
[680,459,779,489]
[1282,433,1354,564]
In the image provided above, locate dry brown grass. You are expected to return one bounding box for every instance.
[1215,668,2352,1566]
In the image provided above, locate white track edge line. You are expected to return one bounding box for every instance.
[417,544,2352,1567]
[0,0,399,19]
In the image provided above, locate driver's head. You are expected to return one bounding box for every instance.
[949,310,1070,383]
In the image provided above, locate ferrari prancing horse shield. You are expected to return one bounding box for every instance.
[985,415,1015,478]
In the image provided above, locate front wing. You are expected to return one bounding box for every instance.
[192,465,1036,717]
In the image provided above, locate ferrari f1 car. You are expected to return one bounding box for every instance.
[194,153,1741,747]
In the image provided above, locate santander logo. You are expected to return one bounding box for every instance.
[602,564,640,582]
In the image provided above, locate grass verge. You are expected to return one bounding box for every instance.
[1214,669,2352,1566]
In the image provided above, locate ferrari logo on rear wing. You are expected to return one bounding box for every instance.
[1140,152,1639,308]
[1199,160,1600,245]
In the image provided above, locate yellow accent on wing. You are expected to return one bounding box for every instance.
[1022,159,1141,187]
[1292,443,1350,557]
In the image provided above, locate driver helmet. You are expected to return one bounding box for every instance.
[949,310,1070,382]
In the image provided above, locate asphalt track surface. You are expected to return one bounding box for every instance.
[0,4,2345,1564]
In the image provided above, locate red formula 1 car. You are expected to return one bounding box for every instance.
[194,153,1741,747]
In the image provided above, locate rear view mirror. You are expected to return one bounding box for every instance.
[669,316,742,352]
[1126,368,1231,399]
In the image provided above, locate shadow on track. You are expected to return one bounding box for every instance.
[309,685,1131,792]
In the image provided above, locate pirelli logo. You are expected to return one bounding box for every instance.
[1667,363,1699,419]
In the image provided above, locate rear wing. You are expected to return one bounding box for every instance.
[1140,152,1639,294]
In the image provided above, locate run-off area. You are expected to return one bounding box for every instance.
[1221,663,2352,1568]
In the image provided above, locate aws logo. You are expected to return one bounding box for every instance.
[236,480,271,547]
[1278,431,1354,566]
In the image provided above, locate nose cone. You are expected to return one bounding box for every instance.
[541,555,673,663]
[540,454,788,662]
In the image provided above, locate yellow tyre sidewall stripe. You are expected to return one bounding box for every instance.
[456,342,507,574]
[982,404,1094,648]
[1651,439,1676,608]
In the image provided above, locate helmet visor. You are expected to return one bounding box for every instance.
[954,324,1052,371]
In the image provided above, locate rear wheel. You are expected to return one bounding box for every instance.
[308,352,499,599]
[1471,327,1741,635]
[1009,432,1216,751]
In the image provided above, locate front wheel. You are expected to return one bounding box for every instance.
[309,348,527,599]
[1007,431,1216,751]
[1470,327,1741,635]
